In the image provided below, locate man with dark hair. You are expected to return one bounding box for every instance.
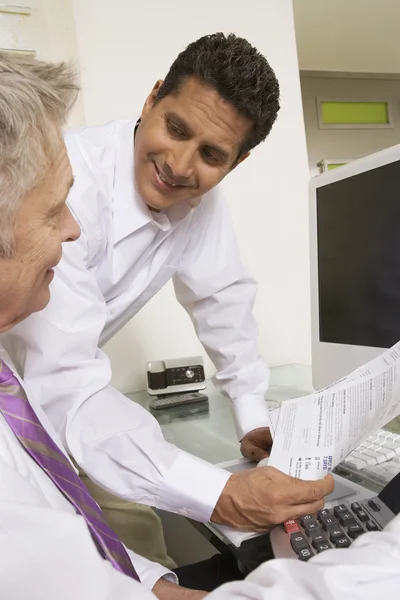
[2,32,330,574]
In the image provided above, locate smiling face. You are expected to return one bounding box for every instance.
[0,140,80,332]
[134,76,252,211]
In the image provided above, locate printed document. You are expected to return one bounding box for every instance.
[268,342,400,479]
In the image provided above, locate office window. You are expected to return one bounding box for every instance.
[327,162,346,170]
[318,159,350,174]
[317,99,393,129]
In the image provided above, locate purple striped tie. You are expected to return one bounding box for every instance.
[0,359,139,581]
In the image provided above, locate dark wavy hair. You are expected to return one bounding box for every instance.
[155,32,280,157]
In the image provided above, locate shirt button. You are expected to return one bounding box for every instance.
[109,308,117,315]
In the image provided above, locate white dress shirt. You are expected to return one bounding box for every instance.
[2,342,400,599]
[2,119,270,522]
[0,348,175,599]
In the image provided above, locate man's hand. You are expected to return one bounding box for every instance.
[240,427,272,461]
[211,466,334,532]
[152,578,207,600]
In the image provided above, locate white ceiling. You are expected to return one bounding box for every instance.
[293,0,400,74]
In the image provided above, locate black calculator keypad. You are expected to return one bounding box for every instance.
[283,500,382,561]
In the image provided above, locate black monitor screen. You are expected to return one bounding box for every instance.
[317,159,400,348]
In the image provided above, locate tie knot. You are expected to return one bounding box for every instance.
[0,359,15,384]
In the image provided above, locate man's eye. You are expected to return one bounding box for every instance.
[201,148,218,164]
[167,121,184,137]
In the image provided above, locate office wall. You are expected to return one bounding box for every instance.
[301,76,400,177]
[40,0,85,127]
[293,0,400,74]
[71,0,312,392]
[0,0,85,127]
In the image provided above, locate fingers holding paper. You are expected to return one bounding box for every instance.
[210,466,334,532]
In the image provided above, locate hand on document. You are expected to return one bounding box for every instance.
[210,465,333,532]
[268,342,400,480]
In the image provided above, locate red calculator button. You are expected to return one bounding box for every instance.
[284,519,300,534]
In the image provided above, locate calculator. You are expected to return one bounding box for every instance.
[149,392,209,411]
[270,492,394,561]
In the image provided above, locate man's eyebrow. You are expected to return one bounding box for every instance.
[165,112,230,162]
[165,112,194,136]
[204,144,230,163]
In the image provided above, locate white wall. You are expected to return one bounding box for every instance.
[293,0,400,74]
[72,0,312,392]
[0,0,85,127]
[301,75,400,176]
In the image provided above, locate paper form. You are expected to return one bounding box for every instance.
[268,341,400,479]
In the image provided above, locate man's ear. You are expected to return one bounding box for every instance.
[230,151,251,172]
[141,80,164,118]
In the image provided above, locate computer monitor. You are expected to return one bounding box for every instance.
[310,144,400,390]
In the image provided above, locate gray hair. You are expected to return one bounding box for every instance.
[0,52,79,257]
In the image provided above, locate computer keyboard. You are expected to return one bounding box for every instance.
[341,429,400,485]
[277,496,394,561]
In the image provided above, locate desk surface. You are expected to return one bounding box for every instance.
[126,364,313,465]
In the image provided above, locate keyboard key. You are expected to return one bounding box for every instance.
[357,510,369,522]
[339,512,357,527]
[283,519,300,534]
[347,523,364,539]
[343,456,367,470]
[304,521,319,536]
[347,452,370,467]
[377,430,390,439]
[300,515,314,527]
[333,504,349,518]
[290,533,310,553]
[320,515,338,528]
[298,547,313,561]
[366,521,379,531]
[373,446,395,460]
[368,499,381,512]
[315,541,331,553]
[317,509,332,520]
[312,534,328,548]
[308,527,323,539]
[381,441,400,456]
[351,450,377,466]
[334,536,351,548]
[359,448,386,464]
[329,528,345,542]
[351,502,362,513]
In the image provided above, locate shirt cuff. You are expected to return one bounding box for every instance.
[161,450,231,522]
[232,395,271,441]
[126,547,178,590]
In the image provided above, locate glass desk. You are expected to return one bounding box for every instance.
[125,364,400,572]
[125,364,313,465]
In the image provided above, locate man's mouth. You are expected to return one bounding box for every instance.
[154,162,187,189]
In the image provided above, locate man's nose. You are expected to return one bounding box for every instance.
[166,144,196,181]
[63,206,81,242]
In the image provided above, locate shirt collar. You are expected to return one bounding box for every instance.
[113,120,152,242]
[113,119,201,242]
